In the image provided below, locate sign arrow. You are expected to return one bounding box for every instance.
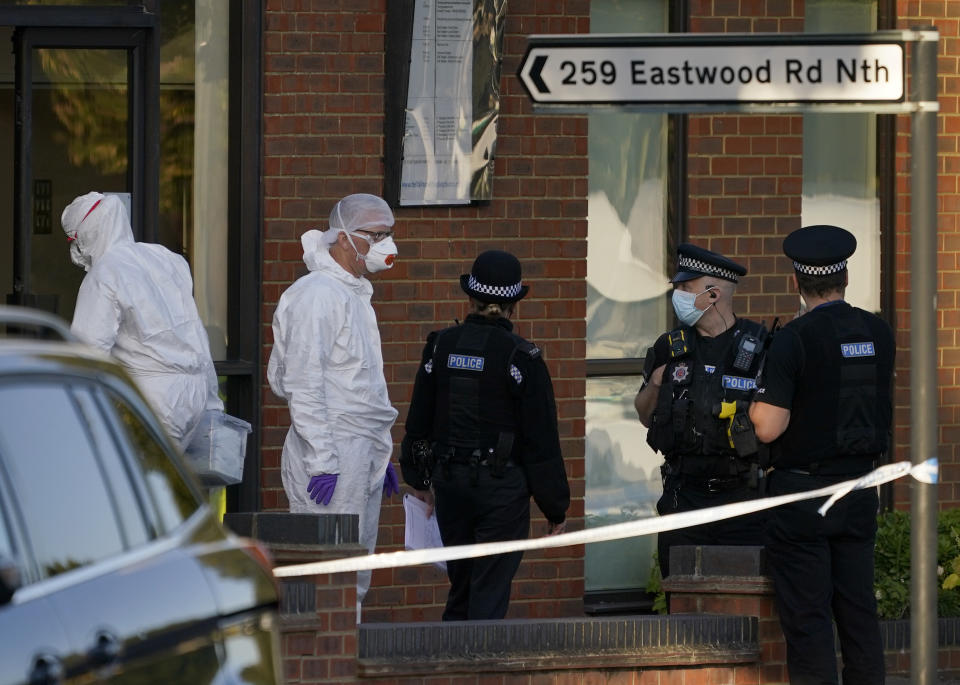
[528,54,549,94]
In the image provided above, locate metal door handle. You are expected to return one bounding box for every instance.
[88,629,121,666]
[28,653,63,685]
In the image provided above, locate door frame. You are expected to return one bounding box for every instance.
[2,5,158,305]
[2,3,266,514]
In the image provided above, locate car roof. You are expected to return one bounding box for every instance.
[0,306,128,382]
[0,339,124,380]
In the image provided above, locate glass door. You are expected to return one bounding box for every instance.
[1,19,157,318]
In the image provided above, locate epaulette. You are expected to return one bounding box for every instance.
[516,340,541,359]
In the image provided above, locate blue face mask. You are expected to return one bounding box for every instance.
[672,287,715,326]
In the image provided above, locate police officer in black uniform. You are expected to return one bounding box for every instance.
[750,225,894,685]
[400,250,570,621]
[635,244,769,579]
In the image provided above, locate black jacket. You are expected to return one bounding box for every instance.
[401,314,570,523]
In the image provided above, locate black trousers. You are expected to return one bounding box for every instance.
[656,472,765,578]
[765,469,884,685]
[432,461,530,620]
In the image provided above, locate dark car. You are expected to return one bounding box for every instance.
[0,307,283,685]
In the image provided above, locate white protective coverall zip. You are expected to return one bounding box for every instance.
[62,192,223,444]
[267,229,398,602]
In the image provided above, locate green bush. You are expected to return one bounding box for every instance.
[874,508,960,619]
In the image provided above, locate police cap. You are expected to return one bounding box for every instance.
[460,250,530,304]
[670,243,746,284]
[783,225,857,276]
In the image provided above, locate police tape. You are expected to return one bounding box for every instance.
[272,458,938,579]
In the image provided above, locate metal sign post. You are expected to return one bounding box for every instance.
[910,27,940,685]
[519,28,939,683]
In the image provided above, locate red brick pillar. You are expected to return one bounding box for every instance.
[223,512,366,684]
[662,544,788,684]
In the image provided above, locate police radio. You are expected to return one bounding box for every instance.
[732,334,761,371]
[732,318,779,372]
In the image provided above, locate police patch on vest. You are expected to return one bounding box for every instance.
[841,342,875,358]
[704,364,716,374]
[722,375,756,391]
[447,353,484,371]
[671,361,690,383]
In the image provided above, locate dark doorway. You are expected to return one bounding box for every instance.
[0,6,158,316]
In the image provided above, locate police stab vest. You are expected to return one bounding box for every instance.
[430,318,525,452]
[647,320,765,467]
[772,303,893,468]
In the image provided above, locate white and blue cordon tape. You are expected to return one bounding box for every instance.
[272,458,939,579]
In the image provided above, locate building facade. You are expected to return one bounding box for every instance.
[1,0,956,622]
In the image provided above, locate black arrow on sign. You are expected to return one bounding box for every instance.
[529,54,550,94]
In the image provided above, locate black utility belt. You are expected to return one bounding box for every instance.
[442,446,515,468]
[448,458,517,469]
[775,455,878,478]
[681,473,751,494]
[665,454,754,475]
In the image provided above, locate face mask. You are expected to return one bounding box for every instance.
[69,238,92,272]
[361,236,397,273]
[672,287,714,326]
[345,232,397,273]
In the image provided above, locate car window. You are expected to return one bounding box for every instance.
[107,394,199,532]
[72,387,151,547]
[0,383,126,579]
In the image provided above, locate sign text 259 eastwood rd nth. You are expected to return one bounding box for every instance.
[518,37,905,106]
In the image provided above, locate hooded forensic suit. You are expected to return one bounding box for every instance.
[267,226,398,603]
[61,192,223,444]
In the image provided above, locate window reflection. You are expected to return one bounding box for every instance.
[803,0,880,312]
[584,377,662,592]
[0,383,125,578]
[586,0,670,594]
[109,394,199,533]
[158,0,231,359]
[73,387,151,547]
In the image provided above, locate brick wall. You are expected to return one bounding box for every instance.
[893,2,960,509]
[686,8,804,322]
[261,0,588,621]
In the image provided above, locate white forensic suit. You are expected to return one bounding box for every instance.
[267,229,398,602]
[61,192,223,444]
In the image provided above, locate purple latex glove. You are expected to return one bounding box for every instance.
[383,462,400,497]
[307,473,338,506]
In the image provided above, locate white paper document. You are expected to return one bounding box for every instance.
[403,492,446,571]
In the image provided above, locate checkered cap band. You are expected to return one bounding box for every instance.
[678,255,740,282]
[467,275,523,299]
[793,260,847,276]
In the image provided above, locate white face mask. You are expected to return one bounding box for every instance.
[69,238,92,272]
[361,236,397,273]
[672,287,715,326]
[345,232,397,273]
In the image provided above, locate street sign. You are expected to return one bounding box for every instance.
[518,33,906,110]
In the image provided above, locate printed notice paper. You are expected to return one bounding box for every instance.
[400,0,473,205]
[403,492,446,571]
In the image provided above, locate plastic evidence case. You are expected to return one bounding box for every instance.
[183,410,252,486]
